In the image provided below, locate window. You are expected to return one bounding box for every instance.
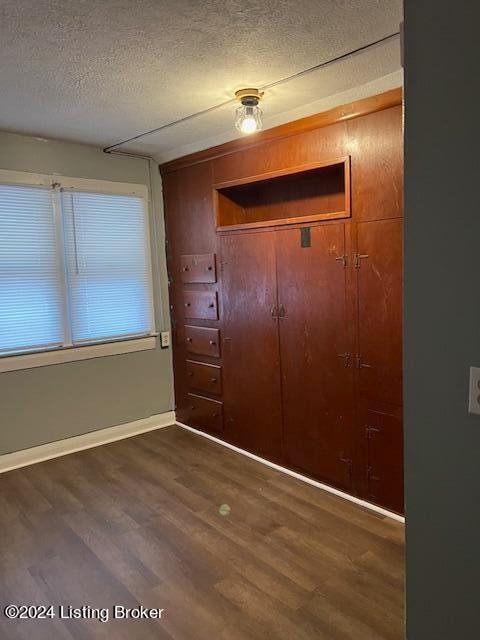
[0,171,155,365]
[0,184,64,354]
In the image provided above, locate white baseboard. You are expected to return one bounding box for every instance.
[176,421,405,524]
[0,411,176,474]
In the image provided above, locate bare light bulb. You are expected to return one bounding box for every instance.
[240,114,258,134]
[234,93,263,134]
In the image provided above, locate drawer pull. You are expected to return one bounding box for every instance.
[207,265,213,271]
[210,377,217,383]
[209,340,216,345]
[208,303,215,308]
[186,337,193,342]
[185,302,191,307]
[182,266,189,272]
[187,371,193,377]
[212,413,219,418]
[190,405,196,410]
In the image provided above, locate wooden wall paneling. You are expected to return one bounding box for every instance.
[162,170,189,420]
[180,253,217,283]
[221,231,283,461]
[186,360,223,395]
[347,106,404,222]
[182,290,218,320]
[276,223,355,491]
[160,89,402,175]
[213,121,350,186]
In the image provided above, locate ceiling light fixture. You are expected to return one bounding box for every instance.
[234,88,264,134]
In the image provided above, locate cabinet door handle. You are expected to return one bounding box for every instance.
[337,353,351,367]
[209,340,216,345]
[355,254,369,269]
[186,337,192,342]
[278,304,286,319]
[184,302,191,307]
[208,303,215,308]
[210,377,217,383]
[271,305,278,319]
[356,355,371,369]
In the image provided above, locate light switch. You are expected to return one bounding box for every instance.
[160,331,171,348]
[468,367,480,415]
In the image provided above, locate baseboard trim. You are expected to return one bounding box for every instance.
[0,411,176,474]
[176,421,405,524]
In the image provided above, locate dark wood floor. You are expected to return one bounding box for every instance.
[0,425,404,640]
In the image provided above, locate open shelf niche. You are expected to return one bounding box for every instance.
[214,156,351,231]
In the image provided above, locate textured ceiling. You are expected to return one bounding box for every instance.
[0,0,403,162]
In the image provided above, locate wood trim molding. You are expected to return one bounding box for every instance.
[160,88,403,175]
[176,421,405,523]
[0,411,176,473]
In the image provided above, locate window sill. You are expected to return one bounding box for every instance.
[0,336,157,374]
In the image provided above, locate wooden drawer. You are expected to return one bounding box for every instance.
[186,360,222,395]
[183,291,218,320]
[180,253,217,283]
[187,393,224,435]
[184,325,220,357]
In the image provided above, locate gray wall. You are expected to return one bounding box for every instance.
[0,131,174,455]
[405,3,480,638]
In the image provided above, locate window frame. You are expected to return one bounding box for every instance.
[0,169,158,372]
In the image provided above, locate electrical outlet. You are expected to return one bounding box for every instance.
[160,331,170,349]
[468,367,480,415]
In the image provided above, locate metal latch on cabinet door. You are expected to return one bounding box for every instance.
[366,465,380,482]
[337,352,351,367]
[354,254,369,268]
[340,456,353,479]
[365,425,380,439]
[356,355,371,369]
[335,255,348,268]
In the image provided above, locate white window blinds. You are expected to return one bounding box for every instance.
[0,175,155,358]
[0,184,63,354]
[61,191,154,344]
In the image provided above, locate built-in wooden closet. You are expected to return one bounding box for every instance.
[161,89,404,514]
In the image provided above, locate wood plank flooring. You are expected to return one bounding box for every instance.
[0,425,404,639]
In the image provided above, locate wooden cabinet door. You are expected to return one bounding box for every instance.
[364,406,404,514]
[356,218,404,512]
[356,219,403,406]
[276,224,354,491]
[221,232,283,460]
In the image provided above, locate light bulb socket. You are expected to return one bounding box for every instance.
[235,88,264,105]
[240,96,259,107]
